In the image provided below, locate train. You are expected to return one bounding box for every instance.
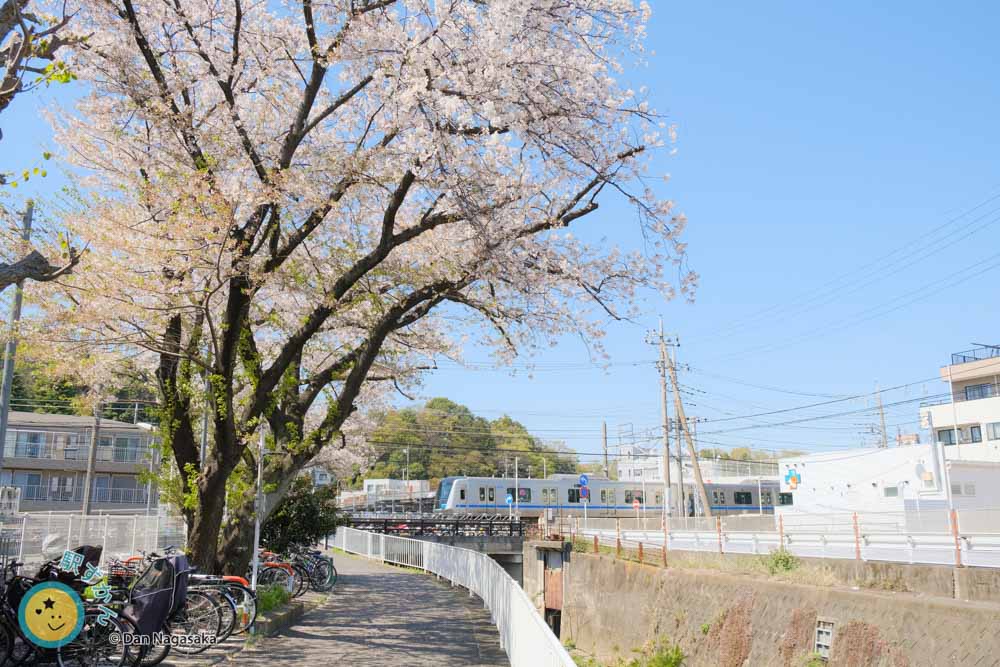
[434,473,782,518]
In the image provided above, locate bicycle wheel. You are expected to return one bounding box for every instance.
[258,565,293,593]
[308,559,335,592]
[168,590,221,655]
[200,588,237,642]
[0,619,13,665]
[223,584,257,633]
[290,564,309,598]
[57,612,128,667]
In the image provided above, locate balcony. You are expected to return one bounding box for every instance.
[921,383,1000,408]
[951,346,1000,365]
[17,485,151,505]
[3,431,155,465]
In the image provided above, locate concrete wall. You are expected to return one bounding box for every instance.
[527,546,1000,666]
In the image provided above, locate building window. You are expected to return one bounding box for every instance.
[970,425,982,443]
[964,483,976,496]
[778,492,794,506]
[734,492,753,505]
[938,429,955,445]
[965,383,995,401]
[988,423,1000,441]
[815,620,835,660]
[951,482,963,496]
[883,486,899,498]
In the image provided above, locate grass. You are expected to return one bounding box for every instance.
[569,640,686,667]
[256,584,292,615]
[570,539,839,587]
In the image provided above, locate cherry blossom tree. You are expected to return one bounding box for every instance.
[36,0,693,571]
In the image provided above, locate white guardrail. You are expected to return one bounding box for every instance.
[333,527,573,667]
[578,523,1000,568]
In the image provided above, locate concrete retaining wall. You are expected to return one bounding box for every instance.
[530,546,1000,666]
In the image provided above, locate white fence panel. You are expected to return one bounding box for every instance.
[334,527,573,667]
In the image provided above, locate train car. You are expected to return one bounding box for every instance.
[435,473,778,518]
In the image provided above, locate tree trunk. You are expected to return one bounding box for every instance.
[185,453,234,573]
[217,500,255,576]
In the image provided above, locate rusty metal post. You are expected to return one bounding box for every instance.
[616,537,621,559]
[593,535,599,554]
[852,512,861,562]
[951,509,963,568]
[662,543,667,567]
[638,542,644,564]
[716,515,723,554]
[778,514,785,550]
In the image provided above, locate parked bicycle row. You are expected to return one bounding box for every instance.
[0,541,337,666]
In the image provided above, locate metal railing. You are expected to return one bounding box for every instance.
[333,527,573,667]
[16,485,150,505]
[952,346,1000,365]
[576,507,1000,568]
[3,434,156,464]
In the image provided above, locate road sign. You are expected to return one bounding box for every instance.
[505,494,513,505]
[632,499,641,511]
[579,473,589,487]
[580,486,590,500]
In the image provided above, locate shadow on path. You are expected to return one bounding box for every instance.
[233,553,508,666]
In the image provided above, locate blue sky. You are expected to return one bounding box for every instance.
[3,2,999,465]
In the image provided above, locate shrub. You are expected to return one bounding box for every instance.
[257,584,292,615]
[761,548,799,575]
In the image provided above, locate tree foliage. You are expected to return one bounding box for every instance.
[28,0,691,571]
[360,398,577,486]
[260,475,339,555]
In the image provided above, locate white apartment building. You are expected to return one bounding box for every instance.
[919,344,1000,452]
[617,443,779,485]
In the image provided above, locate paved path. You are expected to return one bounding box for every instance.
[227,553,507,666]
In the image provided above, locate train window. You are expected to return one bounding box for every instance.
[479,488,486,501]
[655,492,662,504]
[488,488,495,502]
[607,490,615,505]
[635,492,643,504]
[460,489,466,501]
[518,488,531,502]
[600,489,606,503]
[712,490,726,505]
[568,488,580,503]
[734,492,752,505]
[549,488,557,504]
[778,492,793,506]
[542,488,549,504]
[762,490,773,506]
[624,490,633,504]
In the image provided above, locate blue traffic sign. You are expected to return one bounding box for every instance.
[579,473,589,487]
[505,494,513,505]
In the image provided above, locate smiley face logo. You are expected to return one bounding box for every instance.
[18,581,85,648]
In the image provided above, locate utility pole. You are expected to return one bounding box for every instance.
[81,400,103,516]
[601,421,609,478]
[647,319,673,517]
[876,382,888,449]
[665,343,712,517]
[675,413,687,517]
[0,202,34,477]
[199,349,212,465]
